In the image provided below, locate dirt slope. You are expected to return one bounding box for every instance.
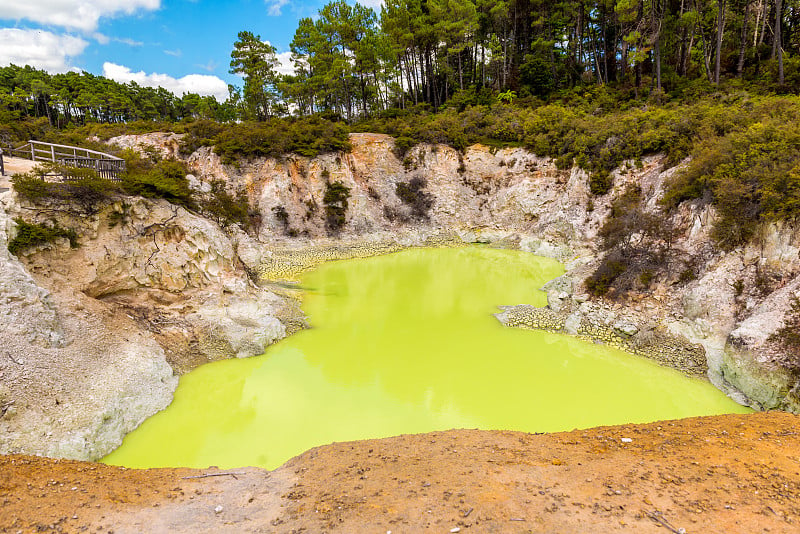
[2,411,798,533]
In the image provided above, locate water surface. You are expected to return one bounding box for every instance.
[104,247,749,469]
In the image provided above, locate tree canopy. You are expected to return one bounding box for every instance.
[1,0,796,131]
[265,0,797,116]
[0,64,234,132]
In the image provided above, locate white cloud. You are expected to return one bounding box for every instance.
[357,0,384,9]
[195,59,218,73]
[93,32,111,44]
[3,0,160,32]
[266,0,289,16]
[116,37,144,46]
[275,51,295,76]
[261,41,295,77]
[103,62,229,101]
[164,49,182,57]
[0,28,88,72]
[93,33,143,46]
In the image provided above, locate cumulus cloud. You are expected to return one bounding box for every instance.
[103,62,229,101]
[265,0,289,16]
[275,51,296,76]
[93,32,111,44]
[358,0,385,9]
[0,28,88,72]
[3,0,160,32]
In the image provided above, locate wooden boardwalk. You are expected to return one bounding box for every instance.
[3,140,126,181]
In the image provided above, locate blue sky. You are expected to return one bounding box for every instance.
[0,0,380,100]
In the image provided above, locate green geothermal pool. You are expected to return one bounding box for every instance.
[104,247,750,470]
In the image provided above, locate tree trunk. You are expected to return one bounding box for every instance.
[502,25,509,87]
[601,12,609,83]
[714,0,726,84]
[590,25,605,84]
[757,0,769,46]
[458,50,463,91]
[655,34,662,96]
[737,0,751,77]
[678,0,688,76]
[621,42,629,84]
[481,44,485,87]
[774,0,784,84]
[695,0,714,83]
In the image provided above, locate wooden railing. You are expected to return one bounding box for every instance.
[59,157,126,182]
[8,140,126,181]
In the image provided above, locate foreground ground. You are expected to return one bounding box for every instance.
[1,411,799,533]
[0,156,36,188]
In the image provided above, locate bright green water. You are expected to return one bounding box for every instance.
[104,247,750,470]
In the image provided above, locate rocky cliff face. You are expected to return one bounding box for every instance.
[0,188,292,460]
[171,132,799,411]
[0,192,176,460]
[3,131,797,461]
[179,133,602,251]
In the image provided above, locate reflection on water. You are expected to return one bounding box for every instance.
[104,247,750,470]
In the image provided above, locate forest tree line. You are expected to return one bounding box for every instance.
[0,65,236,130]
[1,0,797,130]
[234,0,797,119]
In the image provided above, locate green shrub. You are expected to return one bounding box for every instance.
[202,180,254,230]
[120,159,196,210]
[323,181,350,233]
[10,172,55,202]
[179,119,226,155]
[663,99,800,249]
[597,186,665,251]
[589,171,613,195]
[585,256,628,296]
[732,279,745,297]
[678,268,696,283]
[272,205,290,233]
[209,116,351,164]
[8,218,78,255]
[14,155,203,215]
[587,185,674,297]
[393,135,417,157]
[12,164,119,214]
[395,177,434,221]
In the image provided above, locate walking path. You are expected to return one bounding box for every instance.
[0,155,37,191]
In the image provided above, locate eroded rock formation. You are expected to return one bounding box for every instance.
[0,191,292,460]
[2,131,798,460]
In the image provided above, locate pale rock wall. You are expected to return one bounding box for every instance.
[96,132,800,410]
[0,197,63,347]
[0,188,292,460]
[0,191,177,460]
[108,132,183,160]
[184,133,616,252]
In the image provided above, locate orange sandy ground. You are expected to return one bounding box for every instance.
[2,411,799,533]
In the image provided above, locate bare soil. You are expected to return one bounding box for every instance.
[2,411,799,533]
[0,156,36,187]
